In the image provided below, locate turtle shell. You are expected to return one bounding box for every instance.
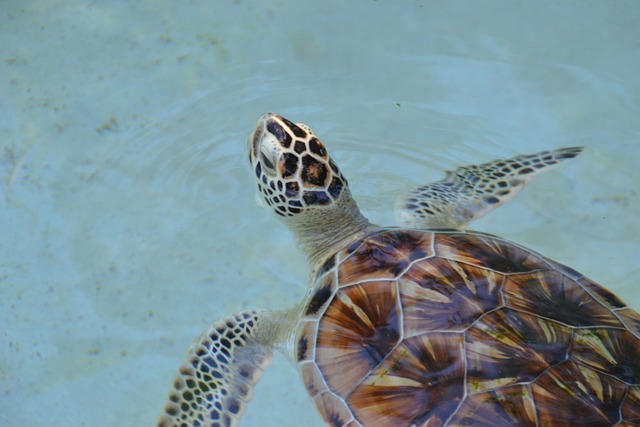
[294,229,640,427]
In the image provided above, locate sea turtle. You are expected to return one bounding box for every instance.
[159,113,640,427]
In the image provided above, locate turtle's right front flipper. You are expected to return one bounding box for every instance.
[395,146,584,230]
[159,309,283,427]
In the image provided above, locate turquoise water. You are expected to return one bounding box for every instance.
[1,1,639,426]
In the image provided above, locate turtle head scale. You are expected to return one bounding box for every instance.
[248,113,372,263]
[249,112,348,218]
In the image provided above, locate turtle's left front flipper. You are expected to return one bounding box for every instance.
[395,147,583,230]
[158,309,285,427]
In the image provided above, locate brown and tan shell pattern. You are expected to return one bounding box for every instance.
[294,229,640,427]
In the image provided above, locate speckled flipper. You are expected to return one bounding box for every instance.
[158,309,278,427]
[395,147,583,230]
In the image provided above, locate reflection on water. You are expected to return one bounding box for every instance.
[1,1,638,426]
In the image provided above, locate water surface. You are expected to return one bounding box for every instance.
[1,1,639,426]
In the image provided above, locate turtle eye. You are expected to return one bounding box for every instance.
[260,150,277,175]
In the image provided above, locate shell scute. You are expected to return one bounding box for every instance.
[571,328,640,385]
[399,259,503,335]
[314,392,354,427]
[621,386,640,422]
[316,280,402,397]
[616,308,640,339]
[448,385,537,426]
[295,320,318,362]
[578,276,627,310]
[503,270,623,327]
[434,233,549,274]
[347,333,465,427]
[337,230,434,286]
[465,308,572,392]
[300,361,328,398]
[316,254,336,277]
[305,272,337,319]
[532,361,627,426]
[545,257,584,280]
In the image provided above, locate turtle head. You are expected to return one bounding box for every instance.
[248,113,372,263]
[248,112,348,218]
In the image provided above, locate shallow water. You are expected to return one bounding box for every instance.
[1,1,639,426]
